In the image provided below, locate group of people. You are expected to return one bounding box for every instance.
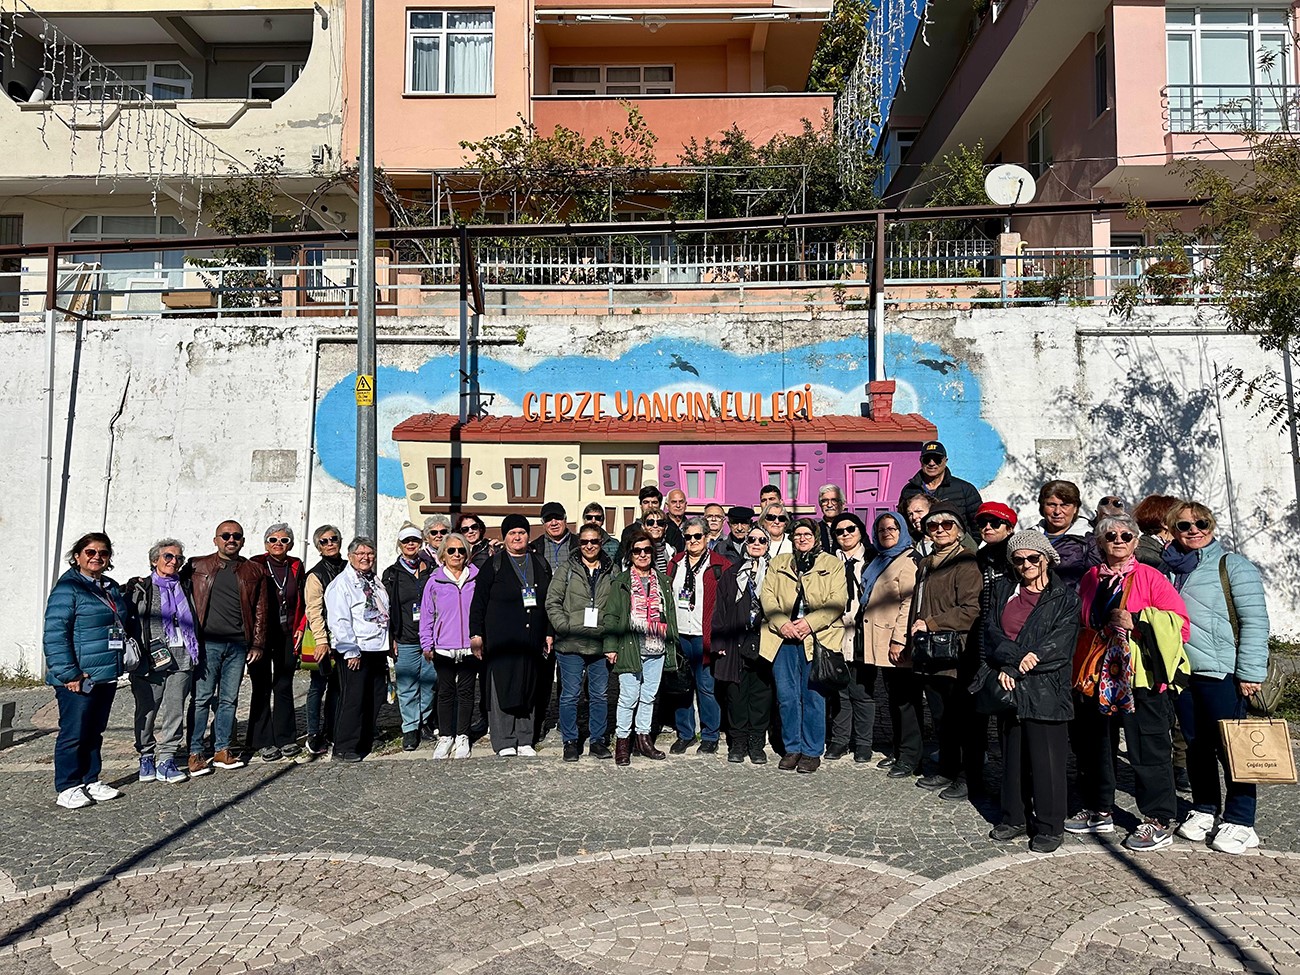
[43,440,1273,860]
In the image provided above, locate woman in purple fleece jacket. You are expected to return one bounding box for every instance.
[419,534,480,759]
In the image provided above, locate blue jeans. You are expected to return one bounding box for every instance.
[557,651,611,744]
[53,683,117,793]
[1176,673,1257,827]
[192,639,247,754]
[617,653,666,738]
[674,634,720,742]
[394,642,437,733]
[773,641,826,757]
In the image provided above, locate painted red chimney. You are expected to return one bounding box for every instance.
[867,380,896,421]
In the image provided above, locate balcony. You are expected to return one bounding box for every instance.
[1165,84,1300,134]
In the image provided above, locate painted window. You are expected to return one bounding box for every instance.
[406,9,495,94]
[602,460,642,496]
[1166,7,1293,130]
[506,459,546,503]
[762,465,809,506]
[551,65,674,95]
[85,62,193,100]
[1094,29,1109,117]
[1026,103,1051,178]
[249,62,305,100]
[426,458,470,503]
[680,465,724,505]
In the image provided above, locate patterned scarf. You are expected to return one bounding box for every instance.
[359,571,389,626]
[152,571,199,663]
[630,571,666,656]
[1093,571,1134,715]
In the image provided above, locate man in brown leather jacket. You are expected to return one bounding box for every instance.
[183,520,270,773]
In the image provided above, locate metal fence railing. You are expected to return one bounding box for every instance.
[1165,83,1300,133]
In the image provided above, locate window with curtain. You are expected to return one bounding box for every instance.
[407,9,494,94]
[90,62,193,100]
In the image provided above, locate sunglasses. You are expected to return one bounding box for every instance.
[426,529,448,537]
[544,515,565,522]
[1011,553,1044,566]
[643,518,666,526]
[1103,531,1135,543]
[317,535,340,545]
[82,548,109,558]
[401,538,422,544]
[747,537,769,545]
[1099,497,1124,508]
[584,513,604,522]
[579,539,601,547]
[975,517,1008,529]
[921,454,944,463]
[267,537,291,545]
[443,547,467,555]
[1176,519,1211,532]
[159,553,181,563]
[834,526,858,536]
[926,520,958,532]
[459,524,480,533]
[765,514,789,523]
[683,532,705,541]
[219,532,244,541]
[631,546,654,556]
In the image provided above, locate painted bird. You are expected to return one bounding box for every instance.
[916,357,957,375]
[669,354,700,377]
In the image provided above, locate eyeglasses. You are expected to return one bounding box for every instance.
[82,548,109,558]
[459,524,480,533]
[400,538,422,545]
[1011,554,1044,566]
[353,551,376,559]
[1099,497,1124,508]
[704,514,723,520]
[792,532,815,541]
[1176,519,1212,532]
[443,547,467,556]
[159,553,181,563]
[1103,531,1135,543]
[219,532,243,541]
[765,514,789,523]
[683,532,705,541]
[631,546,653,556]
[926,520,958,532]
[975,517,1008,530]
[584,513,604,522]
[819,498,840,507]
[921,455,944,463]
[317,535,340,545]
[579,539,601,547]
[426,529,448,537]
[267,537,291,545]
[878,524,900,533]
[643,518,666,526]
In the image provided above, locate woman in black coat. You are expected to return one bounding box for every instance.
[982,530,1081,853]
[711,529,774,765]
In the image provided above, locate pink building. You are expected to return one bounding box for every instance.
[881,0,1300,249]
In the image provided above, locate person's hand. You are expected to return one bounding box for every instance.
[64,676,84,693]
[1109,609,1134,630]
[316,642,331,660]
[911,619,929,634]
[545,636,554,655]
[1018,652,1040,673]
[606,651,617,665]
[346,656,361,671]
[777,621,800,640]
[998,671,1017,692]
[389,644,399,660]
[792,619,812,640]
[246,647,263,664]
[1238,680,1262,698]
[470,635,484,651]
[293,631,304,655]
[888,641,904,665]
[422,648,436,662]
[472,646,483,660]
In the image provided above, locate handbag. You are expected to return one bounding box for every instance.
[911,629,962,673]
[659,645,696,697]
[810,640,850,690]
[969,662,1016,715]
[1218,717,1298,784]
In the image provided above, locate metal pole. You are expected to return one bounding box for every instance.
[870,213,886,381]
[355,0,377,540]
[1283,346,1300,522]
[1212,363,1241,545]
[458,226,469,425]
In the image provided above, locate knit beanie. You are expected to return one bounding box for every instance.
[1005,530,1060,564]
[501,514,530,536]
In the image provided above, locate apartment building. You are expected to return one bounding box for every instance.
[880,0,1300,249]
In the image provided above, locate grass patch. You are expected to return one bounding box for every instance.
[0,664,42,688]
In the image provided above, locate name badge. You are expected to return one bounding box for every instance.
[412,606,421,623]
[150,642,173,668]
[169,630,185,649]
[584,606,599,628]
[108,624,125,653]
[678,589,693,609]
[521,585,538,608]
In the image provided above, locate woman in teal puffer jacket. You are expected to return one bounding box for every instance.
[43,532,132,810]
[1161,501,1271,856]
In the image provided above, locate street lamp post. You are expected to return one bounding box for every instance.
[355,0,377,540]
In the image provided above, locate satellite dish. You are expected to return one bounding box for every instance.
[984,164,1037,206]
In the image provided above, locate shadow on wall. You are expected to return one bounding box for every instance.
[313,334,1007,498]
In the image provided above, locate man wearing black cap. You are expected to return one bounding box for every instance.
[722,507,755,564]
[899,440,982,530]
[529,501,575,744]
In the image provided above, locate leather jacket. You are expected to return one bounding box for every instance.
[183,552,271,654]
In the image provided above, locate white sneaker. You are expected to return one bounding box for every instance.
[1210,824,1260,855]
[1177,810,1216,842]
[84,781,123,802]
[497,747,517,757]
[453,735,471,759]
[432,736,454,760]
[56,786,92,809]
[517,745,538,757]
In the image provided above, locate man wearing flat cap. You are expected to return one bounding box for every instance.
[722,506,755,564]
[899,440,983,530]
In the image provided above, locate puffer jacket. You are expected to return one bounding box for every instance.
[1170,539,1270,683]
[759,552,848,663]
[419,564,479,654]
[43,568,130,685]
[546,548,614,656]
[1035,519,1099,591]
[983,573,1081,722]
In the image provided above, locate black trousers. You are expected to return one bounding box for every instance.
[247,635,298,750]
[1070,687,1176,824]
[532,651,556,745]
[922,673,985,784]
[433,654,480,736]
[998,714,1069,837]
[334,653,388,756]
[829,661,877,754]
[724,658,773,744]
[883,667,923,770]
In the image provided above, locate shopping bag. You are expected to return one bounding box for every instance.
[1218,718,1298,784]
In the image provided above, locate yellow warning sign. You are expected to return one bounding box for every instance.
[354,374,375,406]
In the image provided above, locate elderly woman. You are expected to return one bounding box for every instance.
[1133,494,1179,568]
[604,528,679,765]
[324,537,390,763]
[903,494,933,552]
[43,533,131,808]
[1162,501,1271,855]
[1069,512,1190,851]
[761,517,848,774]
[248,523,306,763]
[421,531,480,759]
[298,524,345,757]
[469,515,553,757]
[383,523,435,752]
[456,514,495,568]
[417,514,452,572]
[826,512,872,762]
[712,527,775,763]
[126,539,201,786]
[1035,480,1098,590]
[759,502,793,559]
[911,504,984,800]
[983,532,1081,852]
[667,517,731,755]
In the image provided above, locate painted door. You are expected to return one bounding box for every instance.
[846,464,892,524]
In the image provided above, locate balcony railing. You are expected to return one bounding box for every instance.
[1166,83,1300,133]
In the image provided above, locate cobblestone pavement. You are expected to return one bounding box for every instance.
[2,682,1298,974]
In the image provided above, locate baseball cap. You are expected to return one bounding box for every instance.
[975,501,1017,528]
[920,440,947,459]
[540,501,567,522]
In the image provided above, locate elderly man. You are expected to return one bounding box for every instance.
[703,503,727,552]
[663,489,689,551]
[325,537,391,763]
[530,501,577,742]
[898,441,982,531]
[816,484,846,552]
[184,520,271,772]
[722,506,755,564]
[247,523,306,762]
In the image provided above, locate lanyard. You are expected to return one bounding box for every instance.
[506,553,533,588]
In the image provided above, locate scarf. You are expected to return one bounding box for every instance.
[399,555,421,577]
[152,571,199,663]
[680,551,707,610]
[630,570,666,655]
[793,543,820,575]
[359,570,389,626]
[862,511,912,602]
[839,544,866,606]
[737,550,769,628]
[651,538,670,575]
[1161,544,1200,591]
[1098,555,1138,584]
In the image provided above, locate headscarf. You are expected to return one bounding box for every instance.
[152,570,199,663]
[790,517,822,575]
[861,511,911,602]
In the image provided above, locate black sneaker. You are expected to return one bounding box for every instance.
[697,740,719,755]
[332,751,362,763]
[258,747,282,763]
[563,741,581,762]
[305,734,329,756]
[939,779,969,801]
[825,744,849,761]
[728,745,745,763]
[589,741,613,760]
[916,774,953,791]
[402,731,420,752]
[669,737,694,755]
[989,823,1027,843]
[280,743,302,759]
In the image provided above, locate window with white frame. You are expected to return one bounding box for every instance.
[83,62,193,100]
[679,465,724,506]
[1166,7,1294,131]
[551,65,674,95]
[406,9,494,94]
[1026,103,1051,178]
[249,62,305,100]
[762,465,809,507]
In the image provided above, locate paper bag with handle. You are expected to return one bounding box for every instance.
[1218,718,1298,784]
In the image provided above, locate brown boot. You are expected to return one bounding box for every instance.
[635,734,666,760]
[615,737,632,766]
